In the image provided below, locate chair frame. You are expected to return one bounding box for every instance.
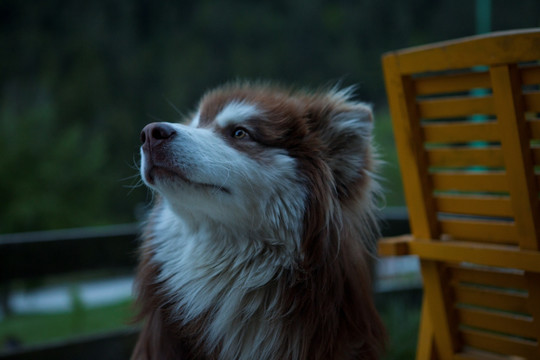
[380,29,540,360]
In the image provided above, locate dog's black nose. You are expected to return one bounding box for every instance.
[140,122,176,146]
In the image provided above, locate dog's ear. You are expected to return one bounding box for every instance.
[319,100,375,201]
[300,98,378,268]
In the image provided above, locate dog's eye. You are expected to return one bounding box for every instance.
[232,128,248,139]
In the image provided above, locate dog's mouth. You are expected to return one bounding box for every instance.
[144,165,230,194]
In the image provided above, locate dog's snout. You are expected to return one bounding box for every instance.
[141,122,176,147]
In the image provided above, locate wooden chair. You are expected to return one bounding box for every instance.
[379,29,540,360]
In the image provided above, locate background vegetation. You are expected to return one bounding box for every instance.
[1,0,539,233]
[1,2,538,358]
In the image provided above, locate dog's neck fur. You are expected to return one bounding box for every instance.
[134,198,383,360]
[137,200,306,360]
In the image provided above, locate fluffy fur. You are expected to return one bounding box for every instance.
[132,82,385,360]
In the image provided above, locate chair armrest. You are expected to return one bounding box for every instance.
[378,235,413,256]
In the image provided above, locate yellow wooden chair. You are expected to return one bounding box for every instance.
[379,29,540,359]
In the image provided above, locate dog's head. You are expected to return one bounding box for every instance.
[140,82,378,262]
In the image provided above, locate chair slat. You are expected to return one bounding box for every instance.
[460,328,538,359]
[414,72,491,96]
[453,352,510,360]
[439,219,518,244]
[454,285,529,314]
[449,266,527,290]
[418,96,494,119]
[390,29,540,75]
[427,147,504,168]
[524,92,540,112]
[431,171,508,192]
[423,121,499,143]
[458,307,536,339]
[435,195,512,217]
[407,240,540,272]
[521,65,540,86]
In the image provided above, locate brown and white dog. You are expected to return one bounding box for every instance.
[132,82,385,360]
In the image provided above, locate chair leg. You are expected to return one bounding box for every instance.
[416,293,438,360]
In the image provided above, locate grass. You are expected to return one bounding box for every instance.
[1,292,421,358]
[0,299,134,351]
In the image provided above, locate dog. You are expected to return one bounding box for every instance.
[132,82,385,360]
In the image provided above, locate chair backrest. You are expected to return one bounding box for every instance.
[382,29,540,359]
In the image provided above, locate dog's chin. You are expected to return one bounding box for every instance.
[143,166,230,194]
[143,166,177,186]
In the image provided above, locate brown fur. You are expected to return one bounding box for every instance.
[132,83,386,360]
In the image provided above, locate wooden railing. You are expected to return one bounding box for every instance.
[0,223,139,283]
[0,209,411,360]
[0,224,140,360]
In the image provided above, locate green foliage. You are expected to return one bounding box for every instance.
[0,95,113,231]
[377,290,422,360]
[1,0,539,232]
[380,302,420,360]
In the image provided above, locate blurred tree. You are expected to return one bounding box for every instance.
[0,0,538,232]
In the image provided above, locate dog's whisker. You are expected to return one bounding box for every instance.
[146,113,164,123]
[165,97,187,119]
